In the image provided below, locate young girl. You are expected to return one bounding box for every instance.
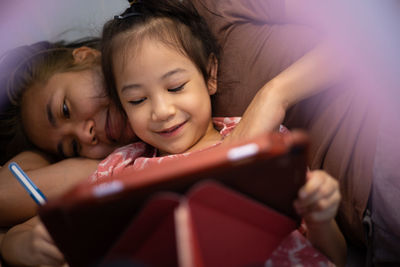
[96,0,346,265]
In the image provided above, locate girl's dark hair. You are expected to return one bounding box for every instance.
[0,38,100,165]
[101,0,220,111]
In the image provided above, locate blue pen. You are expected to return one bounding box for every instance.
[8,162,47,205]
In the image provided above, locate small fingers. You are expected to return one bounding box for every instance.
[296,170,335,205]
[31,222,65,266]
[300,189,341,223]
[32,238,66,266]
[294,170,340,222]
[42,246,66,266]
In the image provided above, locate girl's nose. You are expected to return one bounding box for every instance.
[151,96,176,122]
[76,119,98,145]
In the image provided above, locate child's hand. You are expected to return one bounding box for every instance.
[2,217,67,266]
[294,170,340,226]
[26,220,67,266]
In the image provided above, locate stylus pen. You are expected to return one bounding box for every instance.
[8,162,47,206]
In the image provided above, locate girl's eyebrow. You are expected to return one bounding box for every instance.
[120,83,141,93]
[161,68,186,80]
[120,68,187,93]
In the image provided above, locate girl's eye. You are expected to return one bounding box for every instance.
[128,98,146,105]
[168,83,186,92]
[62,100,70,118]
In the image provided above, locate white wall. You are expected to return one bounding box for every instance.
[0,0,129,56]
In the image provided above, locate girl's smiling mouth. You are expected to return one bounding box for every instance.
[156,120,187,138]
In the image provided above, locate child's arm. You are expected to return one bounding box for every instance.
[294,170,346,267]
[0,150,100,227]
[0,216,65,267]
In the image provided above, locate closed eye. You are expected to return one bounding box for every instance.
[168,83,186,93]
[128,97,146,105]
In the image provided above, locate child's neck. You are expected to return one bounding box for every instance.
[186,125,222,153]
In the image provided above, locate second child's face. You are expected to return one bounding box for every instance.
[114,39,220,155]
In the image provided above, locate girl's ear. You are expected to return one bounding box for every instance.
[207,54,218,95]
[72,47,100,63]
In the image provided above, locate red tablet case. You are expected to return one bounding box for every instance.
[102,181,297,267]
[38,131,308,267]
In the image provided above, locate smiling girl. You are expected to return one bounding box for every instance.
[93,0,346,265]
